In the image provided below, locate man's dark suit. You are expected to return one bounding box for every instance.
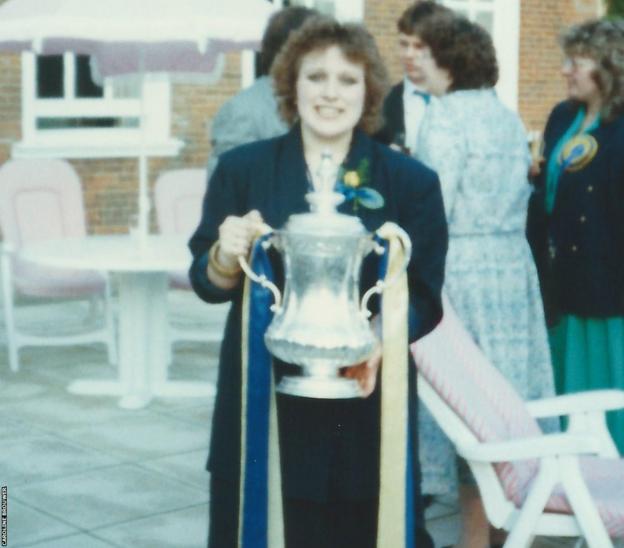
[375,82,405,146]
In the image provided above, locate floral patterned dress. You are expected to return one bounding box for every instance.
[416,89,556,494]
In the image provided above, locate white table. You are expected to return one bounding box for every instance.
[21,235,216,409]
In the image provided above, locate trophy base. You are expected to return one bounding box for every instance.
[276,375,362,399]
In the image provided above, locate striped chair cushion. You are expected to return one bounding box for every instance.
[411,295,542,505]
[412,297,624,536]
[544,457,624,537]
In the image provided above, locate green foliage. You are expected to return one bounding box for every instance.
[607,0,624,17]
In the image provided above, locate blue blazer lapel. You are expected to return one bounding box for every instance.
[272,125,310,228]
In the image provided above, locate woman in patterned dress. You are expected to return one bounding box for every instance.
[412,11,556,548]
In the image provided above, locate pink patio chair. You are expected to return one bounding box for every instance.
[411,295,624,548]
[154,168,227,348]
[0,158,117,372]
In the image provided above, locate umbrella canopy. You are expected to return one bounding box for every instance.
[0,0,275,76]
[0,0,277,235]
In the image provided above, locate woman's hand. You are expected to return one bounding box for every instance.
[529,132,544,178]
[341,343,382,398]
[207,210,264,288]
[217,210,265,269]
[529,155,544,178]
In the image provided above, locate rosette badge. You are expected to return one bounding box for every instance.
[559,134,598,173]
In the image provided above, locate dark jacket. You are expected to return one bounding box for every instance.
[527,100,624,320]
[374,82,405,146]
[188,125,448,502]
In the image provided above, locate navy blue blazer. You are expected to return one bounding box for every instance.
[528,100,624,319]
[188,125,447,503]
[374,82,405,146]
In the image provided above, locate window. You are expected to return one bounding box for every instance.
[440,0,520,110]
[16,52,183,159]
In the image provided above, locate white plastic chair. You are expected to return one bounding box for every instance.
[0,158,117,372]
[411,296,624,548]
[153,168,227,348]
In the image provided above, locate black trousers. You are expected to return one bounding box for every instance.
[207,475,433,548]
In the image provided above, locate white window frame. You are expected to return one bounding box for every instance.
[15,52,183,159]
[441,0,520,111]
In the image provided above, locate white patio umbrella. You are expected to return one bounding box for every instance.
[0,0,277,237]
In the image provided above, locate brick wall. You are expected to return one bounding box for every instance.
[365,0,413,85]
[366,0,602,133]
[0,53,19,167]
[518,0,602,132]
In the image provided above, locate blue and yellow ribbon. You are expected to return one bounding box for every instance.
[239,234,283,548]
[238,224,412,547]
[375,223,413,547]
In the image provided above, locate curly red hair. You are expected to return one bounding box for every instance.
[271,16,389,134]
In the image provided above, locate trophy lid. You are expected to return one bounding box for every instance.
[282,150,366,237]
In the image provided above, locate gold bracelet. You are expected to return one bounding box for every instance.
[208,241,241,278]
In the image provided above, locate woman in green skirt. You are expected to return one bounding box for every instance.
[527,18,624,453]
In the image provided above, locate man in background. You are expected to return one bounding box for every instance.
[375,1,451,154]
[206,5,316,176]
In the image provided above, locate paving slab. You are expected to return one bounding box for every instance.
[0,434,119,488]
[62,411,209,461]
[20,532,118,548]
[139,449,210,490]
[11,464,207,530]
[94,503,209,548]
[3,499,80,547]
[0,416,49,444]
[0,391,140,434]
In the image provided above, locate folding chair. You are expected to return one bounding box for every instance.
[411,296,624,547]
[0,158,117,371]
[153,168,227,350]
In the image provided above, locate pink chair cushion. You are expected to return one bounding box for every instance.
[0,159,86,246]
[412,297,624,537]
[410,295,542,506]
[169,269,191,290]
[0,159,105,300]
[545,457,624,538]
[153,169,206,290]
[154,168,206,238]
[13,258,105,298]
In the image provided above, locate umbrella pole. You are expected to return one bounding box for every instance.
[137,51,149,241]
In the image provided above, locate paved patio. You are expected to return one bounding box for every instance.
[0,286,611,547]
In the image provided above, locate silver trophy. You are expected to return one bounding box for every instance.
[239,152,410,398]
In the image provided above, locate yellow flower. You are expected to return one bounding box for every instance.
[343,170,361,188]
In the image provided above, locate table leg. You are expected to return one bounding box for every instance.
[68,270,214,408]
[117,271,166,408]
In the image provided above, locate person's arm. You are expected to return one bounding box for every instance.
[188,157,250,303]
[206,210,265,290]
[206,98,262,178]
[206,80,286,179]
[399,160,448,341]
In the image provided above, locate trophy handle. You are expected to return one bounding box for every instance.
[238,235,282,313]
[360,224,412,319]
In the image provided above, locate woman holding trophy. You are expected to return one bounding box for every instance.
[189,16,448,548]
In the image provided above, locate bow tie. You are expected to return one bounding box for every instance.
[413,89,431,103]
